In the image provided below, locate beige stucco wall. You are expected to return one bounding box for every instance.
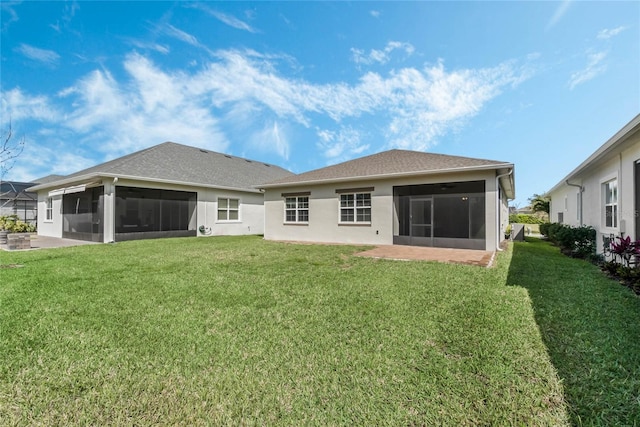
[264,170,504,251]
[36,177,266,242]
[549,130,640,251]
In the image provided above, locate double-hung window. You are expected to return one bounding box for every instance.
[284,195,309,223]
[217,198,239,221]
[45,197,53,221]
[604,179,618,228]
[338,189,372,223]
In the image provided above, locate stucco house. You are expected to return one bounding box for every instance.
[29,142,293,243]
[259,149,515,251]
[548,114,640,252]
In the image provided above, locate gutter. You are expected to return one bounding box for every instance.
[566,180,583,225]
[257,163,515,190]
[496,168,514,252]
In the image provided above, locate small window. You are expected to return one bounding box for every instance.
[45,197,53,221]
[340,192,371,223]
[284,196,309,223]
[557,212,564,224]
[603,179,618,228]
[217,198,239,221]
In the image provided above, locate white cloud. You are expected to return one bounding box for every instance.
[15,43,60,65]
[1,88,58,123]
[248,121,290,160]
[1,1,20,31]
[161,24,200,46]
[546,0,572,30]
[597,26,628,40]
[189,4,258,33]
[3,49,530,178]
[370,10,381,18]
[351,41,415,65]
[127,38,170,54]
[568,51,608,90]
[316,127,369,161]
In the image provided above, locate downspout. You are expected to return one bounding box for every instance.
[496,168,513,252]
[566,181,583,225]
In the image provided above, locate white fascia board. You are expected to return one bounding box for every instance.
[257,163,514,190]
[33,173,262,195]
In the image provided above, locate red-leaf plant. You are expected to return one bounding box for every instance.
[609,236,640,267]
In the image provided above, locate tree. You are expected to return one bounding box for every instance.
[529,193,550,215]
[1,121,25,181]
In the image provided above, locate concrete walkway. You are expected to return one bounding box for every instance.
[355,245,495,267]
[4,235,99,250]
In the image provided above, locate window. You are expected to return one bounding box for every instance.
[285,196,309,223]
[604,179,618,228]
[217,198,239,221]
[340,192,371,223]
[45,197,53,221]
[557,212,564,224]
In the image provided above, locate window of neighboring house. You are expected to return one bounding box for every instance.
[557,212,564,224]
[339,192,371,223]
[284,196,309,223]
[217,198,239,221]
[604,179,618,228]
[45,197,53,221]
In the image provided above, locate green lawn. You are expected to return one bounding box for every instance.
[0,236,638,425]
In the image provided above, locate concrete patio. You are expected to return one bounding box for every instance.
[355,245,496,267]
[1,235,99,251]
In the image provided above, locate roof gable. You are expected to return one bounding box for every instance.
[261,149,511,187]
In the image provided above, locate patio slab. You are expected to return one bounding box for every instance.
[355,245,495,267]
[1,235,99,251]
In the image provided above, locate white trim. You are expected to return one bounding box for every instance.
[215,196,242,223]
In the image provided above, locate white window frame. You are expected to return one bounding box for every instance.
[45,197,53,221]
[338,192,371,224]
[603,178,618,229]
[217,197,240,222]
[284,195,309,224]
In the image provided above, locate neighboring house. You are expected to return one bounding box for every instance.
[259,149,515,251]
[0,181,38,224]
[548,114,640,252]
[28,142,293,243]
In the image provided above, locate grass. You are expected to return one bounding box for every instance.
[508,237,640,426]
[0,235,637,425]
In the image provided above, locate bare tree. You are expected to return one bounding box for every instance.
[1,121,26,217]
[1,120,25,181]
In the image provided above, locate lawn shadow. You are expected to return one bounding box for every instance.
[506,237,640,425]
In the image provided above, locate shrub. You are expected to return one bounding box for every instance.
[0,215,36,233]
[541,223,596,260]
[539,222,551,237]
[508,213,544,224]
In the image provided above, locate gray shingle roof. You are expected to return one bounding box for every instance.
[31,142,293,192]
[261,149,512,187]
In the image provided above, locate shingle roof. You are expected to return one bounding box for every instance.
[261,149,512,187]
[30,142,293,192]
[32,174,66,184]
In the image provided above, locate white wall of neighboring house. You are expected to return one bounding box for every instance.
[264,170,507,251]
[549,116,640,252]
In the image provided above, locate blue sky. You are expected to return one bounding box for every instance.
[1,1,638,206]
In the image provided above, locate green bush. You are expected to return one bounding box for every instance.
[539,222,551,237]
[541,222,596,260]
[0,215,36,233]
[508,213,544,224]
